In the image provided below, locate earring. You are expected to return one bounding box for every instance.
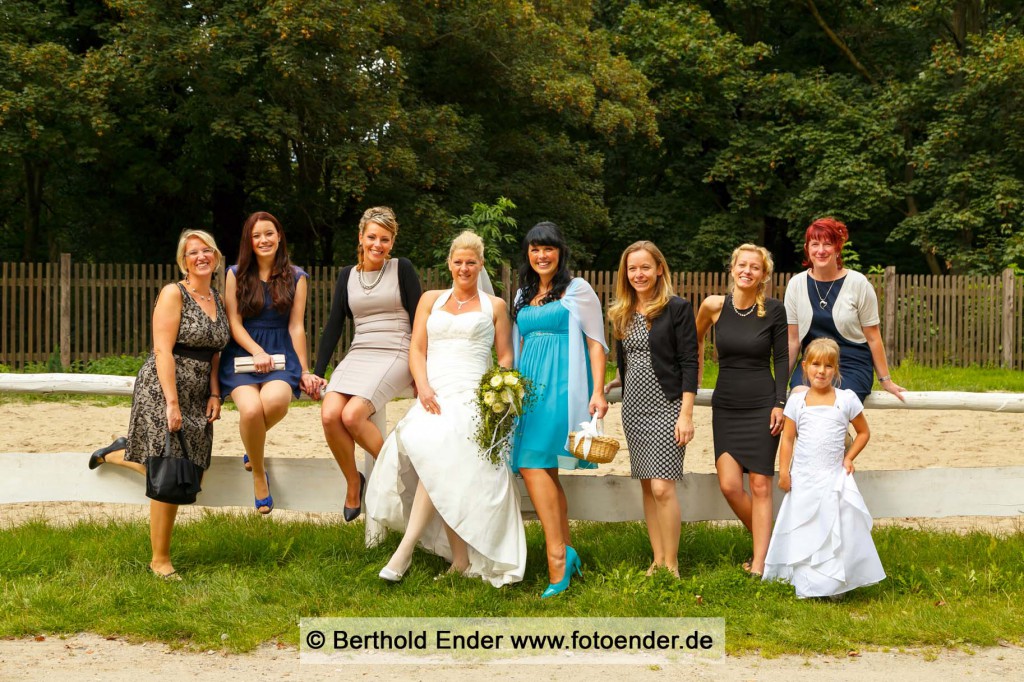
[185,272,191,285]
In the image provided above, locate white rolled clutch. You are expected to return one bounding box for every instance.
[233,354,286,373]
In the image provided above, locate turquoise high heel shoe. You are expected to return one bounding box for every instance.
[541,546,582,599]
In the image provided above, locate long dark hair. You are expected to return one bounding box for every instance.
[235,211,296,317]
[513,221,573,322]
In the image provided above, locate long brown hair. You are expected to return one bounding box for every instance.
[235,211,295,317]
[607,241,674,340]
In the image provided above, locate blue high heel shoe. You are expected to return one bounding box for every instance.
[242,453,252,471]
[541,546,582,599]
[343,472,365,523]
[255,472,273,515]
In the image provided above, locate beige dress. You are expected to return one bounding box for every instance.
[324,261,412,413]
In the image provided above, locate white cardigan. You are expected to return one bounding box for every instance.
[784,270,880,344]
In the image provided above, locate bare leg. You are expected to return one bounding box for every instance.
[748,472,774,575]
[149,500,179,576]
[341,398,385,460]
[321,392,361,508]
[716,452,753,532]
[234,381,292,511]
[520,468,568,583]
[101,449,146,475]
[649,478,681,576]
[640,479,663,574]
[383,480,437,576]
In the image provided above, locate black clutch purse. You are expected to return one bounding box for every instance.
[146,430,203,505]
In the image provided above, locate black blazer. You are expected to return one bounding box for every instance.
[616,296,699,400]
[313,257,422,376]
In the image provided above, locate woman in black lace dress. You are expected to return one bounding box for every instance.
[88,229,230,579]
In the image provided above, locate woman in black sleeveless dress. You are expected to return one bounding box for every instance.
[695,244,787,577]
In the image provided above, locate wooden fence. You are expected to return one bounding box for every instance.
[1,256,1021,369]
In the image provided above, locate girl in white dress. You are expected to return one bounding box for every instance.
[763,338,886,598]
[364,231,527,587]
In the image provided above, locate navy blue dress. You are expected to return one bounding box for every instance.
[218,265,308,398]
[789,275,874,402]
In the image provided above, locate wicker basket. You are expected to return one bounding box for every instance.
[568,419,620,464]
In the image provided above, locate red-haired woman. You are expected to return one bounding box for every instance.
[219,211,318,514]
[785,218,906,404]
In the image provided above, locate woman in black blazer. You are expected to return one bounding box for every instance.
[605,241,698,577]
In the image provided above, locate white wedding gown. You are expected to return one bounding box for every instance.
[364,290,526,587]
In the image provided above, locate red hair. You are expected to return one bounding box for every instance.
[802,217,848,268]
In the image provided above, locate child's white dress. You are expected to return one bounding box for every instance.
[763,388,886,597]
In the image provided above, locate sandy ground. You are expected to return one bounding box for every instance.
[2,401,1023,678]
[1,633,1022,681]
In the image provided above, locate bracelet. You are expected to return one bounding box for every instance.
[209,394,221,399]
[776,400,786,408]
[302,370,313,376]
[878,375,891,383]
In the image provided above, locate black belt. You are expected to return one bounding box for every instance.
[173,344,216,362]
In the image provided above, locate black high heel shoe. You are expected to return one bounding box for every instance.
[343,473,365,523]
[89,437,127,470]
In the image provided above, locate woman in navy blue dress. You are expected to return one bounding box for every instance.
[219,211,318,514]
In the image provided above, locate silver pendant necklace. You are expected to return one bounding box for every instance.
[358,260,388,293]
[812,276,837,309]
[731,294,756,317]
[452,291,478,310]
[190,287,213,302]
[184,275,212,302]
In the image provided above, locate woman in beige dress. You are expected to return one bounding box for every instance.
[311,207,422,522]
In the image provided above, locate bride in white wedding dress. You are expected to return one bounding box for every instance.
[364,231,527,587]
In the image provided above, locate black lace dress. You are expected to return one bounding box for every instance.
[125,284,230,469]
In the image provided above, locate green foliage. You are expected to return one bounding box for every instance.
[431,196,519,288]
[3,1,1024,274]
[84,354,147,376]
[0,517,1022,653]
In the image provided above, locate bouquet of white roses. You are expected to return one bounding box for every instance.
[474,366,535,466]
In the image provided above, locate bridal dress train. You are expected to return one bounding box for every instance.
[364,290,527,587]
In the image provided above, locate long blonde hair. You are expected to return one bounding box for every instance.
[356,206,398,269]
[608,241,674,340]
[802,337,843,387]
[728,243,774,318]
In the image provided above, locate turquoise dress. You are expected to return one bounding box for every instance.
[511,302,596,472]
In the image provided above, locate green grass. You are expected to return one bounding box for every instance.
[1,516,1021,654]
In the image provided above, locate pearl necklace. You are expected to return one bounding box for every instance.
[731,294,756,317]
[452,291,478,310]
[184,277,213,302]
[812,275,837,309]
[358,260,388,293]
[190,287,213,303]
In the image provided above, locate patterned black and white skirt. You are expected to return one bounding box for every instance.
[620,314,685,480]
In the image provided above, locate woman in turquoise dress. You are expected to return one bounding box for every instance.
[512,222,608,598]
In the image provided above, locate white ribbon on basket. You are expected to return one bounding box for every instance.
[572,413,604,458]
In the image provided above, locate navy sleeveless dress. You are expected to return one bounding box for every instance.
[218,265,308,398]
